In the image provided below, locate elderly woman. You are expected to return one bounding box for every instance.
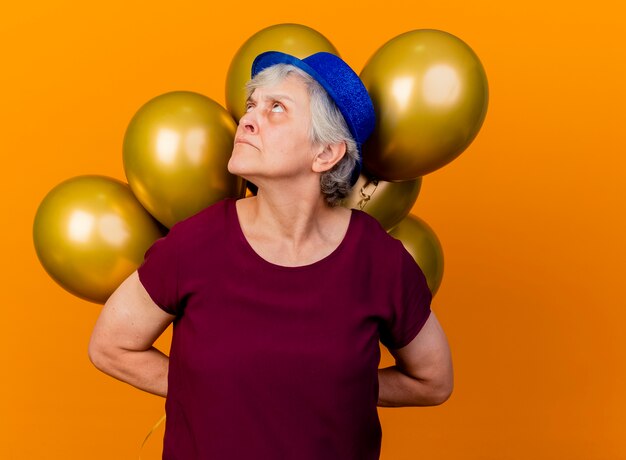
[89,51,453,460]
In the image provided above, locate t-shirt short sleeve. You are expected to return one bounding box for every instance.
[137,228,180,316]
[380,241,433,350]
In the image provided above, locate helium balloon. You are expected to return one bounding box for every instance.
[388,214,444,295]
[123,91,247,228]
[33,175,165,304]
[343,172,422,231]
[226,23,339,121]
[360,29,489,181]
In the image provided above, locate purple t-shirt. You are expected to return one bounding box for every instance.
[137,197,431,460]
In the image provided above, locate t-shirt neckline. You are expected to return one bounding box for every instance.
[228,197,356,272]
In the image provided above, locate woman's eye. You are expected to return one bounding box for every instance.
[271,103,284,113]
[245,104,253,112]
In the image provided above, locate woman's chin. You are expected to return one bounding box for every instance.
[228,164,257,185]
[227,157,250,177]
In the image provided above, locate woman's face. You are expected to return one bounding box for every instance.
[227,74,320,185]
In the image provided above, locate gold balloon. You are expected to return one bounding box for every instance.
[123,91,246,228]
[33,175,165,304]
[388,214,444,296]
[225,23,339,121]
[360,29,489,181]
[343,172,422,231]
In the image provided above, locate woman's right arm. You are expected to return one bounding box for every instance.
[88,270,176,398]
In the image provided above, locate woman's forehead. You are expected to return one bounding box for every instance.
[248,74,310,103]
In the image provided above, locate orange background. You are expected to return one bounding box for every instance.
[2,0,625,458]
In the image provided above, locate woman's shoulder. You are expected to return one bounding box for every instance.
[351,208,404,252]
[352,208,391,236]
[167,198,232,243]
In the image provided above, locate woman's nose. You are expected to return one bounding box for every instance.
[239,110,257,134]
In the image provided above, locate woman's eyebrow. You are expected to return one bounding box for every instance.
[247,93,295,104]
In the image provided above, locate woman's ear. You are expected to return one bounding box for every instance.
[312,141,347,173]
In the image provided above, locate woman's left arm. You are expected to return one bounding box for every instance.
[378,311,453,407]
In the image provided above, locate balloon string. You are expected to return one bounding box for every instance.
[139,413,166,460]
[357,178,379,210]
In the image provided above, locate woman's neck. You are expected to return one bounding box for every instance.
[237,189,348,252]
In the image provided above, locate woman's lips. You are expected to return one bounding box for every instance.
[235,137,258,149]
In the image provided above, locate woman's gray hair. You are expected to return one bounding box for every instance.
[245,64,359,207]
